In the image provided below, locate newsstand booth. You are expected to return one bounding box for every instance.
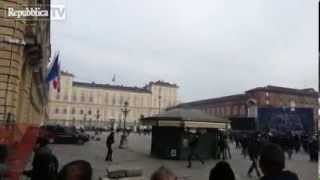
[140,109,230,160]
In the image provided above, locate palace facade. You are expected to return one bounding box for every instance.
[48,71,179,127]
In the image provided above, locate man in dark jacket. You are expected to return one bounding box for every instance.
[187,133,204,168]
[247,137,261,177]
[309,136,318,162]
[23,137,59,180]
[259,143,299,180]
[105,132,115,161]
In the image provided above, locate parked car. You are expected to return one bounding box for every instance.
[41,125,89,145]
[68,126,90,141]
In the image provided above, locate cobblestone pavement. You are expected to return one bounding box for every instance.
[50,132,318,180]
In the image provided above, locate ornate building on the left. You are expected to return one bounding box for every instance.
[0,0,51,139]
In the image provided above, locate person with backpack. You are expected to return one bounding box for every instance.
[105,132,115,161]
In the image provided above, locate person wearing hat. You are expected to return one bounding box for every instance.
[259,143,299,180]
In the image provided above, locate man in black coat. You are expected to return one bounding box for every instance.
[23,137,59,180]
[187,133,204,168]
[247,137,261,177]
[309,136,318,162]
[105,132,115,161]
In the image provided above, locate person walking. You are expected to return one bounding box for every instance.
[309,136,318,162]
[187,133,204,168]
[105,132,115,161]
[247,137,261,178]
[217,135,225,160]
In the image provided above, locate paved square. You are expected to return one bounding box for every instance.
[50,133,317,180]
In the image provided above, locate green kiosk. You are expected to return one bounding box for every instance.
[140,108,230,160]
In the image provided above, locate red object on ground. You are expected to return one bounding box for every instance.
[0,124,40,180]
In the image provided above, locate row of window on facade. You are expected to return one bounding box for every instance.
[202,105,247,117]
[52,107,156,119]
[264,93,316,105]
[54,93,175,108]
[54,93,145,107]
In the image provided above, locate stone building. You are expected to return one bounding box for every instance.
[48,71,179,127]
[174,85,319,132]
[0,0,51,127]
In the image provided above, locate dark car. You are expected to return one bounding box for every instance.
[68,126,90,141]
[42,125,89,145]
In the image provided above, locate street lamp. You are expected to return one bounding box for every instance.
[83,114,87,127]
[96,110,100,128]
[119,101,130,149]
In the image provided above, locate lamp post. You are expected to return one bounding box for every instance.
[96,110,100,128]
[83,114,87,127]
[119,101,130,149]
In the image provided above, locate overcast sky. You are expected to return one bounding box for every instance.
[51,0,318,102]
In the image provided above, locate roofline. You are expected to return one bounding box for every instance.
[175,94,248,108]
[246,85,319,97]
[147,81,179,88]
[61,71,74,77]
[72,81,152,93]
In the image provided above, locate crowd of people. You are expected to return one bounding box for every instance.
[0,129,317,180]
[153,142,301,180]
[230,131,319,163]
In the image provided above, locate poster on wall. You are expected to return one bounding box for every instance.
[258,107,314,134]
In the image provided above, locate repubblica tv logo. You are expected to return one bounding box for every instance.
[5,5,66,21]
